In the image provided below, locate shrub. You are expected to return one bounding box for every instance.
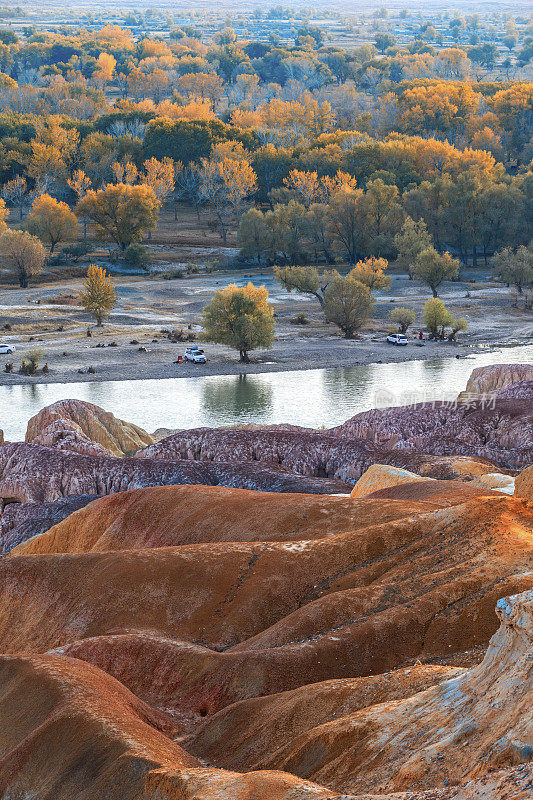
[290,312,309,325]
[389,306,415,333]
[161,268,185,279]
[63,242,92,262]
[23,347,45,374]
[124,243,150,270]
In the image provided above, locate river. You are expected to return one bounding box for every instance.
[1,346,531,442]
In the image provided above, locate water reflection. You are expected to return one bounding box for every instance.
[0,345,531,442]
[202,374,273,422]
[322,364,376,406]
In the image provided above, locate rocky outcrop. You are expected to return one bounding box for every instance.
[30,418,115,456]
[362,477,500,506]
[221,588,533,797]
[138,427,381,483]
[350,464,430,499]
[458,363,533,400]
[0,442,346,504]
[2,492,532,687]
[186,663,464,774]
[515,464,533,501]
[495,379,533,399]
[0,494,96,554]
[136,425,513,483]
[331,395,532,469]
[434,455,509,478]
[25,399,155,456]
[0,654,337,800]
[476,472,515,494]
[13,484,431,555]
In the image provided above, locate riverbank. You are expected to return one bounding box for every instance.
[0,333,494,386]
[0,271,531,385]
[1,346,532,443]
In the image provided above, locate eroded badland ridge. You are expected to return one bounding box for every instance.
[0,362,532,799]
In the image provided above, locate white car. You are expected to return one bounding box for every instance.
[386,333,408,346]
[184,346,207,364]
[0,343,15,354]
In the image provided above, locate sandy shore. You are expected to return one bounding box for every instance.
[0,336,527,386]
[0,271,531,385]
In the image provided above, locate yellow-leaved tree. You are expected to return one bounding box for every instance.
[76,184,160,251]
[27,194,79,253]
[80,264,118,326]
[0,197,8,233]
[198,146,257,243]
[142,157,175,203]
[202,282,274,362]
[0,229,46,287]
[348,256,391,291]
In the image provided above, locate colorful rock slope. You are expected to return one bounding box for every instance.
[26,398,155,455]
[0,363,531,800]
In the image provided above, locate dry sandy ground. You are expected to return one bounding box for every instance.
[0,267,531,385]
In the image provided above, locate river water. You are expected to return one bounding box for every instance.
[0,346,531,442]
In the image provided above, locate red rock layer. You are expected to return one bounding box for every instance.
[0,654,337,800]
[214,588,533,798]
[12,484,435,555]
[1,492,531,713]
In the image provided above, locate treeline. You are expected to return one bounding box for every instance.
[0,20,530,289]
[0,109,531,267]
[238,166,532,267]
[0,21,531,162]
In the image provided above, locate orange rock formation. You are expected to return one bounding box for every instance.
[0,366,531,800]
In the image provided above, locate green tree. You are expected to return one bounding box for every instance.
[492,246,533,305]
[275,265,338,308]
[389,306,415,333]
[374,33,397,54]
[80,264,118,326]
[468,43,498,69]
[412,247,460,296]
[251,145,292,202]
[238,208,270,263]
[202,282,275,362]
[393,217,433,278]
[328,188,363,264]
[124,243,150,270]
[306,203,336,265]
[323,276,374,338]
[351,179,404,259]
[447,316,468,341]
[144,118,255,164]
[264,201,308,264]
[423,297,452,337]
